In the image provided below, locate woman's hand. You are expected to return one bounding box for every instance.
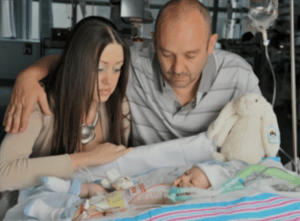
[89,143,132,166]
[70,143,133,171]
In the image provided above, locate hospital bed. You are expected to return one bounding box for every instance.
[3,132,300,221]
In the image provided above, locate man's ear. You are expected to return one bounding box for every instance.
[208,33,218,55]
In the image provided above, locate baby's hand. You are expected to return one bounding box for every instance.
[80,183,107,198]
[173,166,211,189]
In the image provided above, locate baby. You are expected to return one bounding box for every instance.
[16,157,289,221]
[173,166,211,189]
[22,166,211,221]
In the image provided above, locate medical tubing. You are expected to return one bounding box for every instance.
[264,43,277,107]
[258,27,277,107]
[78,165,106,182]
[168,187,220,201]
[241,165,300,187]
[279,147,297,169]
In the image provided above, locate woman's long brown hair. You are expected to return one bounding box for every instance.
[40,16,130,155]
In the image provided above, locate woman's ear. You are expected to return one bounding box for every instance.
[261,102,280,157]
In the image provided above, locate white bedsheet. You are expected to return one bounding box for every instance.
[73,132,215,182]
[5,132,300,221]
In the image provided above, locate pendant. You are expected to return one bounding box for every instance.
[81,111,99,144]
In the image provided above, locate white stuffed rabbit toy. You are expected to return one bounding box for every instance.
[207,93,280,164]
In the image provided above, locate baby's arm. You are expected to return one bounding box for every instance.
[80,182,106,198]
[38,176,106,197]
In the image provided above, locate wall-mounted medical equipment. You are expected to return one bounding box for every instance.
[120,0,153,39]
[120,0,153,24]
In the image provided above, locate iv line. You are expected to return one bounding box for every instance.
[265,43,277,107]
[78,165,106,182]
[257,27,277,107]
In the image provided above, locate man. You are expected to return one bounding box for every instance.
[3,0,261,146]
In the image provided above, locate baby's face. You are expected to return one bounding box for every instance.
[173,166,210,189]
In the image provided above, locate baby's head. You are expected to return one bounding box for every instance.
[173,166,211,189]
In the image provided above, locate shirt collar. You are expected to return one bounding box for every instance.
[199,51,217,92]
[151,51,217,94]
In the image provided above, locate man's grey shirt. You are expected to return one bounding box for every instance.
[127,46,261,147]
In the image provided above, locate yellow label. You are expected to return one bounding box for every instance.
[105,190,124,208]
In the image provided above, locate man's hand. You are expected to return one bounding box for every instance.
[3,54,60,134]
[3,73,51,134]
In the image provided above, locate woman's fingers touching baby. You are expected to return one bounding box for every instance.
[116,145,126,151]
[89,143,132,166]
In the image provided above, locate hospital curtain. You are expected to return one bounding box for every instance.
[1,0,16,38]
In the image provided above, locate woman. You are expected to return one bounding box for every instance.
[0,16,132,191]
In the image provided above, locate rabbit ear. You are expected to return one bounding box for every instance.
[261,102,280,157]
[208,99,237,139]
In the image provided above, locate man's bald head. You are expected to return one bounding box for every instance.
[154,0,212,39]
[152,0,218,95]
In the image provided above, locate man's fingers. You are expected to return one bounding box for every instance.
[3,104,13,127]
[11,104,22,134]
[18,90,42,132]
[39,92,51,115]
[3,108,9,127]
[4,115,12,132]
[4,105,15,132]
[19,105,32,132]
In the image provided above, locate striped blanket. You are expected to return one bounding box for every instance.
[113,193,300,221]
